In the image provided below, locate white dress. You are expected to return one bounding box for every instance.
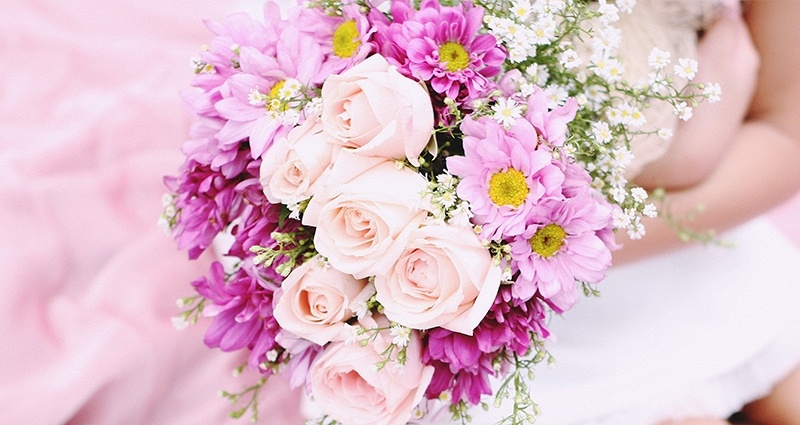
[474,2,800,423]
[473,216,800,424]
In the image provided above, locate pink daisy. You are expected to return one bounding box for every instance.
[446,116,565,240]
[509,192,615,311]
[214,25,325,158]
[291,3,375,75]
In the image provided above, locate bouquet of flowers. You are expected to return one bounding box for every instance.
[162,0,717,423]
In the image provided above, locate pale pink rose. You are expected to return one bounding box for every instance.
[302,151,428,278]
[259,117,338,205]
[309,318,434,425]
[320,54,434,166]
[374,223,502,335]
[273,256,370,346]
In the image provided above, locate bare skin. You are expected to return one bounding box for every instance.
[616,1,800,424]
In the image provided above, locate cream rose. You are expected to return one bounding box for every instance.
[302,151,428,278]
[273,257,370,346]
[259,117,338,205]
[321,54,434,166]
[309,319,434,425]
[374,223,503,335]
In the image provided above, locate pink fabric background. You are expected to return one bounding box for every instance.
[0,0,797,424]
[0,1,302,424]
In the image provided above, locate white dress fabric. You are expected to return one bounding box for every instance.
[474,216,800,424]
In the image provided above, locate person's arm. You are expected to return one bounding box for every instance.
[633,3,759,191]
[613,0,800,265]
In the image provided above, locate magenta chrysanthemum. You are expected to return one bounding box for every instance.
[164,160,249,259]
[422,330,494,404]
[422,286,550,404]
[372,0,505,101]
[192,262,283,371]
[446,116,565,240]
[510,193,615,311]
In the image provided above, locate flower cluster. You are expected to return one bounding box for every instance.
[164,1,715,424]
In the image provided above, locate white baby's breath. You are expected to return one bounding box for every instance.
[703,82,722,103]
[674,57,698,80]
[657,128,673,140]
[491,97,524,127]
[648,48,671,70]
[674,101,693,121]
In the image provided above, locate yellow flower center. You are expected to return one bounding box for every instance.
[488,168,529,208]
[333,21,361,58]
[267,80,286,112]
[530,224,567,258]
[439,41,470,72]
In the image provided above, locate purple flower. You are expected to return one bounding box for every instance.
[372,0,505,102]
[192,262,283,370]
[423,330,494,405]
[164,160,248,259]
[422,286,550,405]
[228,201,305,283]
[476,286,550,355]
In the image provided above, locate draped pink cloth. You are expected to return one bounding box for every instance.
[1,0,799,424]
[0,0,302,423]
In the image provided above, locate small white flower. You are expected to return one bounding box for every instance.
[439,191,456,209]
[610,186,627,203]
[492,97,524,127]
[616,0,636,14]
[674,101,693,121]
[248,87,265,106]
[623,104,646,128]
[597,26,622,50]
[626,217,646,239]
[612,208,632,229]
[559,49,582,69]
[591,121,613,144]
[278,109,301,126]
[448,202,474,228]
[350,299,368,319]
[266,349,279,362]
[511,0,533,20]
[592,56,625,83]
[390,325,412,347]
[344,323,361,345]
[544,84,569,109]
[648,48,671,70]
[642,203,658,218]
[411,406,426,420]
[673,57,698,80]
[526,63,550,87]
[611,147,634,168]
[530,14,557,44]
[703,82,722,103]
[304,97,323,117]
[597,0,620,23]
[657,128,673,140]
[630,187,648,202]
[157,216,171,234]
[606,107,624,125]
[561,144,577,158]
[171,316,189,330]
